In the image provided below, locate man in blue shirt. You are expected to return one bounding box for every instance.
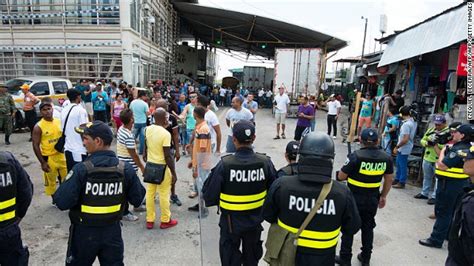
[91,82,109,123]
[242,94,258,124]
[392,106,417,189]
[129,91,149,155]
[75,80,93,121]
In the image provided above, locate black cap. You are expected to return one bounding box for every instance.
[455,124,474,136]
[286,141,299,155]
[361,128,378,142]
[67,89,81,101]
[75,121,113,144]
[39,101,53,110]
[232,120,255,143]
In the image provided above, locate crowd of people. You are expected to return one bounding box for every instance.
[0,79,473,266]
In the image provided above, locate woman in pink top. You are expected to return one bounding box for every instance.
[111,93,127,133]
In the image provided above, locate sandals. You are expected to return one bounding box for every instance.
[273,136,280,140]
[273,134,286,140]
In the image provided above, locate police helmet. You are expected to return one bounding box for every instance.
[298,132,335,159]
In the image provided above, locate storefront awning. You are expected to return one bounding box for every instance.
[378,3,466,67]
[174,3,347,58]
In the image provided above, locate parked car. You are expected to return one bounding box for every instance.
[5,76,72,129]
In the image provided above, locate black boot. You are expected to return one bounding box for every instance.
[5,135,10,145]
[335,255,351,266]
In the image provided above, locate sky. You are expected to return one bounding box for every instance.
[197,0,462,79]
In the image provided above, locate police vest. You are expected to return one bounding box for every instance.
[70,160,125,226]
[347,148,390,194]
[279,163,298,176]
[219,153,269,214]
[0,152,17,228]
[277,176,346,255]
[435,142,470,180]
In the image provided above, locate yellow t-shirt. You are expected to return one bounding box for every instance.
[145,124,171,164]
[37,118,62,156]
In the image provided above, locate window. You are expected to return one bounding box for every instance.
[30,82,49,96]
[52,81,68,93]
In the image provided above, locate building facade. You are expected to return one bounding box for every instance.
[0,0,179,85]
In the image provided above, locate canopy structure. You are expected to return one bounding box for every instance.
[174,3,347,58]
[377,3,466,67]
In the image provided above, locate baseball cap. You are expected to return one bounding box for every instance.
[75,121,113,144]
[433,114,446,125]
[20,84,30,90]
[360,128,378,142]
[232,120,255,143]
[96,82,102,86]
[454,124,474,136]
[39,100,53,110]
[330,94,335,98]
[449,122,462,131]
[286,141,300,155]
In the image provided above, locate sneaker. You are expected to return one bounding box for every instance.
[146,222,154,229]
[170,194,182,206]
[334,255,351,266]
[188,204,199,212]
[5,141,10,145]
[392,183,405,189]
[122,213,139,222]
[273,136,280,140]
[392,179,399,186]
[414,193,428,199]
[160,219,178,229]
[429,213,436,219]
[332,136,337,139]
[427,198,436,205]
[357,253,370,266]
[188,191,198,199]
[281,134,286,139]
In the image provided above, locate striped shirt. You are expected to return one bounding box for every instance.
[117,126,138,171]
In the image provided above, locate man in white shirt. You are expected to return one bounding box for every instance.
[273,86,290,139]
[219,87,227,107]
[61,89,89,171]
[225,97,253,153]
[197,95,222,154]
[325,94,341,139]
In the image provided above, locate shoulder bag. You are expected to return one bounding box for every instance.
[54,105,76,153]
[264,180,333,266]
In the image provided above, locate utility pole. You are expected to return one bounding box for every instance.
[361,16,368,63]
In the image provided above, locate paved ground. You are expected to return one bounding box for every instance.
[1,106,448,265]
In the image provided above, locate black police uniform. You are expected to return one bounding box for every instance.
[426,140,471,246]
[53,150,146,265]
[203,147,277,266]
[277,162,298,178]
[263,165,361,265]
[0,151,33,266]
[338,146,393,263]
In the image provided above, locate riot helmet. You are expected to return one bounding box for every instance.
[297,132,335,183]
[298,132,335,159]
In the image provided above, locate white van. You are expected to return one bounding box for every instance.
[6,76,73,127]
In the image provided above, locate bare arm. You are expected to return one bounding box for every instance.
[337,170,348,181]
[172,127,181,161]
[164,146,177,183]
[32,125,50,172]
[379,173,394,209]
[128,148,144,174]
[214,124,222,153]
[226,119,230,127]
[436,146,449,170]
[464,159,474,177]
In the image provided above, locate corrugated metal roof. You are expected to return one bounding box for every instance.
[378,4,466,67]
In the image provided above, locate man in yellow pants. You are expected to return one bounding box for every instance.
[32,99,67,203]
[143,108,178,229]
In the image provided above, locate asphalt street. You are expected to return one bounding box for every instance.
[1,106,447,265]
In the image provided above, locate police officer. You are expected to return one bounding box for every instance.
[0,151,33,265]
[202,120,277,266]
[277,141,299,178]
[335,128,394,265]
[0,83,16,145]
[419,123,474,248]
[53,121,146,265]
[263,132,361,265]
[446,144,474,265]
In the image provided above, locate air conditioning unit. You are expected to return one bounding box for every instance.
[148,16,155,24]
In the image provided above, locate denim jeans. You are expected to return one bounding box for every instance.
[133,123,146,155]
[395,152,409,184]
[310,119,316,132]
[381,135,392,155]
[429,178,469,245]
[186,128,194,145]
[421,160,437,199]
[179,127,187,146]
